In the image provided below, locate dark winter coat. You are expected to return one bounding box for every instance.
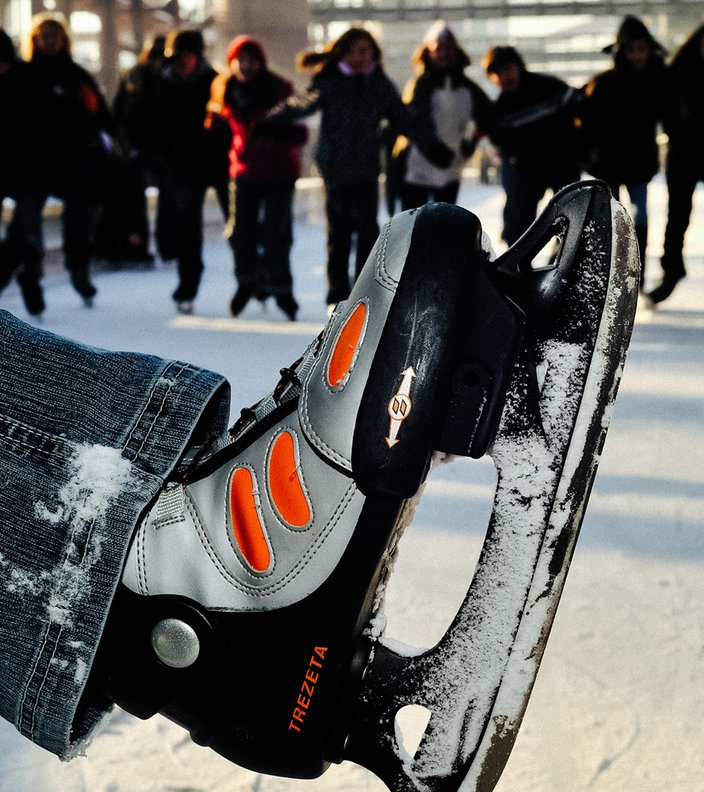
[274,64,405,185]
[0,59,48,195]
[113,60,163,155]
[153,59,219,185]
[30,50,114,195]
[222,69,307,185]
[661,58,704,153]
[490,71,583,171]
[582,60,666,184]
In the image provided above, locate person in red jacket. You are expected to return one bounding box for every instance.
[209,36,307,320]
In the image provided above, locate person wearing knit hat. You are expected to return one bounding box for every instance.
[581,16,667,287]
[391,20,493,211]
[227,35,267,70]
[209,35,307,320]
[149,28,223,314]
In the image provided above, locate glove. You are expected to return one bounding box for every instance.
[424,140,454,169]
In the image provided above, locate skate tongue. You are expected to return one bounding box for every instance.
[342,181,640,791]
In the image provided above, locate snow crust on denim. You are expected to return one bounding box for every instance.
[0,310,229,758]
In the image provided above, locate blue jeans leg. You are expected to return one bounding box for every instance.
[0,310,229,757]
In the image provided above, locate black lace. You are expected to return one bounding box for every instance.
[228,357,304,440]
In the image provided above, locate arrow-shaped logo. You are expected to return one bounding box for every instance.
[386,366,416,448]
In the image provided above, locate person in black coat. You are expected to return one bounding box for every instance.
[152,30,222,313]
[582,16,667,285]
[270,27,453,309]
[0,28,48,315]
[648,23,704,304]
[3,14,116,309]
[484,45,582,246]
[97,34,166,266]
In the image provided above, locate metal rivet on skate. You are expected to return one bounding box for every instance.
[151,618,200,668]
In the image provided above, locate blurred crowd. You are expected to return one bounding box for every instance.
[1,12,702,319]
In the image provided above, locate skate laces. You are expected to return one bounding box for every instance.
[229,331,324,445]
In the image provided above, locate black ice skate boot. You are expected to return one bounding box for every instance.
[84,199,525,775]
[85,181,639,792]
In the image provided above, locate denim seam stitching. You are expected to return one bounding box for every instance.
[19,516,99,740]
[122,360,186,463]
[0,416,66,459]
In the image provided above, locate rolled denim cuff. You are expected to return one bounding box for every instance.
[0,311,230,757]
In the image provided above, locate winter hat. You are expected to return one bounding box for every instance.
[483,45,525,75]
[167,29,204,58]
[423,20,457,48]
[227,35,267,67]
[603,15,665,56]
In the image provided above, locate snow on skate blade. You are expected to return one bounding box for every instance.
[343,182,640,792]
[455,195,639,791]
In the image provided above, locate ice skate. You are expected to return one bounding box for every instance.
[85,180,639,792]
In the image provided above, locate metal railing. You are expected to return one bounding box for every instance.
[308,0,704,21]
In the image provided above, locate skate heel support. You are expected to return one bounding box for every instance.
[435,264,525,459]
[342,181,640,791]
[351,205,524,497]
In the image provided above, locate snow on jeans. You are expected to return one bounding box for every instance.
[0,310,229,758]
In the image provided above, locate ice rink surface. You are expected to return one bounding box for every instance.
[1,177,702,792]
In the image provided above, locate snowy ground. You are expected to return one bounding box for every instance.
[0,178,703,792]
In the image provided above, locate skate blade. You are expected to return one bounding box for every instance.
[343,181,640,792]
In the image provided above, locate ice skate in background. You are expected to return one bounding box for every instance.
[85,180,639,792]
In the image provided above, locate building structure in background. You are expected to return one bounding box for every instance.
[307,1,704,90]
[1,0,702,96]
[0,0,702,115]
[0,0,311,98]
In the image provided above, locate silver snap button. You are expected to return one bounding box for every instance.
[151,618,200,668]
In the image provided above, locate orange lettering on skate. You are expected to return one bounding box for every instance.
[288,647,329,733]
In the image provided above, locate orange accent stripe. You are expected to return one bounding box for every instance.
[327,303,366,387]
[229,468,271,572]
[268,431,311,528]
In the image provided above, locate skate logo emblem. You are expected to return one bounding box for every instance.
[386,367,416,448]
[288,646,328,733]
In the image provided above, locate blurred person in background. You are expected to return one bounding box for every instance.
[5,14,117,309]
[209,35,307,320]
[393,20,493,211]
[648,23,704,305]
[581,16,667,287]
[483,45,583,247]
[268,27,453,311]
[99,34,167,267]
[0,29,48,316]
[152,29,222,314]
